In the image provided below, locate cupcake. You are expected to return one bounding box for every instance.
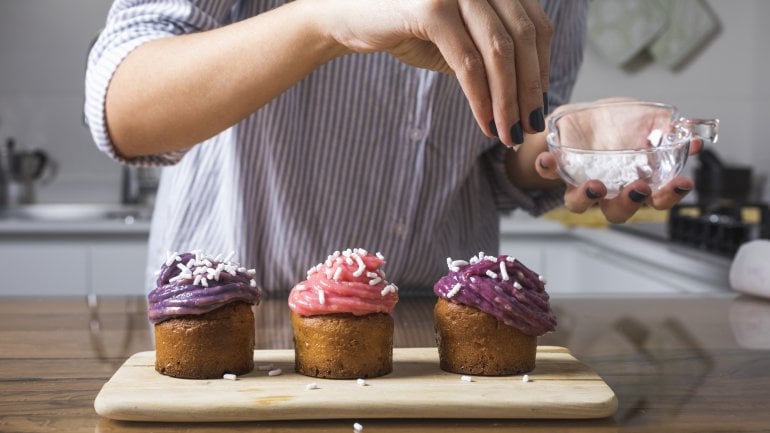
[148,250,262,379]
[433,252,556,376]
[288,248,399,379]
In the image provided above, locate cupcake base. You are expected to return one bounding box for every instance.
[154,301,255,379]
[291,311,393,379]
[434,298,536,376]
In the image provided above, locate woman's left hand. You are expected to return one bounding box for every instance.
[533,138,703,224]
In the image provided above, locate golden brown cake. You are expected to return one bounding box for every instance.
[433,252,556,376]
[288,248,399,379]
[148,250,262,379]
[154,302,256,379]
[290,311,393,379]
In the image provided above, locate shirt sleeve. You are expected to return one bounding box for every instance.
[483,0,589,216]
[83,0,237,167]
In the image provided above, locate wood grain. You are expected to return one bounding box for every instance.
[94,347,617,422]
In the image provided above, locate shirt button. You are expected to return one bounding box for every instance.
[409,128,425,142]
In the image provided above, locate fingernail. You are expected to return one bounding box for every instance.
[629,189,649,203]
[529,108,545,133]
[586,187,601,200]
[489,120,498,138]
[538,159,548,170]
[510,122,524,145]
[543,92,549,115]
[674,186,691,196]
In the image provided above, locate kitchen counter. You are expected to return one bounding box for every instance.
[2,292,769,432]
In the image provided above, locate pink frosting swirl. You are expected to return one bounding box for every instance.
[288,248,399,316]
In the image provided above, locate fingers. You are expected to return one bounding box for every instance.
[648,176,693,210]
[433,0,550,147]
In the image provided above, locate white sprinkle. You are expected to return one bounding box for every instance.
[201,277,209,287]
[376,251,385,260]
[484,255,498,262]
[154,270,161,277]
[447,283,462,298]
[318,289,325,304]
[450,260,469,267]
[257,364,274,371]
[356,248,368,256]
[268,368,283,377]
[539,275,547,284]
[193,274,203,286]
[186,258,196,269]
[485,270,498,279]
[325,268,334,279]
[499,262,510,281]
[306,383,319,390]
[246,268,256,276]
[522,374,530,383]
[356,378,367,386]
[222,373,237,381]
[506,256,516,263]
[369,277,382,286]
[470,277,477,283]
[352,253,366,277]
[381,284,397,296]
[469,256,479,265]
[250,279,257,287]
[333,266,343,281]
[176,263,190,273]
[345,257,354,265]
[647,128,664,147]
[366,272,379,278]
[342,248,352,256]
[478,251,485,258]
[513,281,522,290]
[449,266,460,273]
[353,422,363,432]
[202,259,213,267]
[296,284,307,291]
[461,375,473,382]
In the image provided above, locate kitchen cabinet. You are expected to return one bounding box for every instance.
[0,218,150,296]
[499,214,732,294]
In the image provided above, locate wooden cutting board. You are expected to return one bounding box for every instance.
[94,346,617,421]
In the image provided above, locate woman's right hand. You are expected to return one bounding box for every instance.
[323,0,553,147]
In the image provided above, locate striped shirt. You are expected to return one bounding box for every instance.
[85,0,589,294]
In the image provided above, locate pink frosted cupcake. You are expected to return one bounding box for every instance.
[288,248,399,379]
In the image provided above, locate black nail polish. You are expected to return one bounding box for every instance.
[510,122,524,145]
[586,187,601,200]
[674,186,691,196]
[543,92,549,115]
[489,120,498,138]
[629,189,649,203]
[529,107,545,133]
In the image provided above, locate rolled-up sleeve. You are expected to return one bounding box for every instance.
[84,0,236,166]
[484,0,589,216]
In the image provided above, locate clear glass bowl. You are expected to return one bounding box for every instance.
[546,100,719,199]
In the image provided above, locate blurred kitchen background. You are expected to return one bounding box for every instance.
[0,0,768,297]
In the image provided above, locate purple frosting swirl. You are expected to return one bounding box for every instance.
[148,251,262,324]
[434,254,556,336]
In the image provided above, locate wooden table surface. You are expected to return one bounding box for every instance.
[2,292,769,432]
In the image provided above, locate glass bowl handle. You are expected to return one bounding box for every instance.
[679,117,720,144]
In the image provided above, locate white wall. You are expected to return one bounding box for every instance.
[571,0,770,201]
[0,0,117,203]
[0,0,768,204]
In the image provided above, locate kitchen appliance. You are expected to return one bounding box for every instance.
[668,149,768,256]
[1,138,56,205]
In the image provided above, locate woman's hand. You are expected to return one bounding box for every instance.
[324,0,553,147]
